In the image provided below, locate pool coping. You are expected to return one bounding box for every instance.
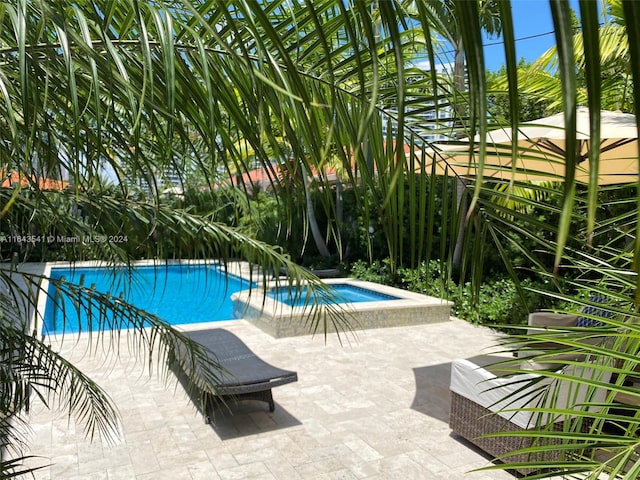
[232,278,452,338]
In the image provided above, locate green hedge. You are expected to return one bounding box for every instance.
[348,259,548,329]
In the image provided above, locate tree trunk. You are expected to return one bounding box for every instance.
[452,38,469,276]
[303,166,331,257]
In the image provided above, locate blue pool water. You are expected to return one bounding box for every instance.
[43,264,252,335]
[268,283,399,307]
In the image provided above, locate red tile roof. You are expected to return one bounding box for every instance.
[1,171,69,191]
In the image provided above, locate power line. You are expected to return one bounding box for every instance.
[484,29,555,49]
[439,29,556,57]
[482,21,605,50]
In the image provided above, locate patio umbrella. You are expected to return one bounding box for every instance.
[421,107,639,185]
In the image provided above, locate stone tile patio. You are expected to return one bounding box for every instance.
[21,318,517,479]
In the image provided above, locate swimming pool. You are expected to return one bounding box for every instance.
[43,263,252,335]
[40,262,452,337]
[267,283,400,306]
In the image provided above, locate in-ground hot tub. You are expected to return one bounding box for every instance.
[231,278,452,338]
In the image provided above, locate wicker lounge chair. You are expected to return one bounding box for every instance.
[450,308,617,473]
[171,328,298,423]
[450,349,612,473]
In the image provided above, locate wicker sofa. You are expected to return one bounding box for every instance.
[449,312,612,472]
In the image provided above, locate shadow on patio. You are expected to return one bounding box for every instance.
[206,402,302,440]
[411,362,452,424]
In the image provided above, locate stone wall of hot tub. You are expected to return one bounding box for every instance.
[231,283,452,338]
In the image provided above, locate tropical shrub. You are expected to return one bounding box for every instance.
[348,259,552,329]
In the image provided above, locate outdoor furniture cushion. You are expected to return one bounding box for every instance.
[171,328,298,423]
[450,355,610,429]
[575,295,613,328]
[527,312,580,330]
[528,296,613,332]
[523,308,611,361]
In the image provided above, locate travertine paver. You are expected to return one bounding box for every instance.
[20,318,516,479]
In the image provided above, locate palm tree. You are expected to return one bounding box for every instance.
[418,0,502,276]
[521,0,634,114]
[3,0,640,477]
[0,0,392,475]
[439,1,640,477]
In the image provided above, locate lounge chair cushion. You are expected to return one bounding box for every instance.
[186,329,296,392]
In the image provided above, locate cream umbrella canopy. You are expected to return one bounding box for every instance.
[422,108,639,185]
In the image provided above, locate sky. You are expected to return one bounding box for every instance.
[482,0,586,71]
[412,0,584,73]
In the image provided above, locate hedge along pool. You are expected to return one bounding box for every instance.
[43,263,253,335]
